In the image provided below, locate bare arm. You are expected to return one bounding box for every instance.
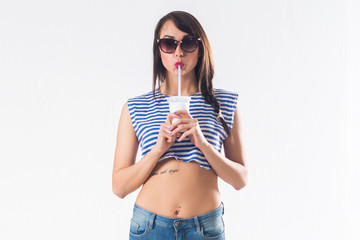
[112,149,163,199]
[199,101,248,190]
[112,102,180,199]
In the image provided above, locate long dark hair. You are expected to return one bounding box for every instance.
[152,11,231,136]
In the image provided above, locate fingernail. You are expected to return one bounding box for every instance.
[177,138,181,142]
[168,126,171,130]
[174,111,177,114]
[169,132,172,136]
[178,115,182,118]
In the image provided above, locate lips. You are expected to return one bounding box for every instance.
[175,62,184,68]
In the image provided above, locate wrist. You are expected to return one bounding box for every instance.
[150,146,164,157]
[198,141,212,152]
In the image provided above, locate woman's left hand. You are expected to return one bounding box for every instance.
[169,110,209,149]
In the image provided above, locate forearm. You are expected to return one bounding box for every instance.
[112,147,163,198]
[199,143,248,190]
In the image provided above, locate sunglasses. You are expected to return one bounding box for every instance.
[157,37,201,53]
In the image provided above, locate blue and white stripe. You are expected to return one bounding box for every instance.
[127,88,238,171]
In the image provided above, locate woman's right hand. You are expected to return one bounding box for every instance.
[152,112,182,154]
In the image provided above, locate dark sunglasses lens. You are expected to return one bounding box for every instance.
[181,39,197,52]
[159,39,176,53]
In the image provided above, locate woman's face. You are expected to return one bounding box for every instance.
[158,20,199,78]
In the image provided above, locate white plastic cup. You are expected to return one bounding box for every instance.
[167,96,191,124]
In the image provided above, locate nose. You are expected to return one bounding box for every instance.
[174,42,183,57]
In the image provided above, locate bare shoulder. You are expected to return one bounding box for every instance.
[223,100,247,168]
[112,102,139,174]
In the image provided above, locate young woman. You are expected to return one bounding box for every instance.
[112,11,248,240]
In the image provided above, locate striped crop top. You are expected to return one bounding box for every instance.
[127,88,238,171]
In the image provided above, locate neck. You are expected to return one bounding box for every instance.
[160,70,199,96]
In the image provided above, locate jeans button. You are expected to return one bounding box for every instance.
[175,222,179,226]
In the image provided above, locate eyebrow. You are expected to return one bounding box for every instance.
[163,34,192,39]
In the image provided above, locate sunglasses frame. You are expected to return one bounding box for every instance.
[157,37,201,53]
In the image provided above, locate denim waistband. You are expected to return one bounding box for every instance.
[132,202,224,231]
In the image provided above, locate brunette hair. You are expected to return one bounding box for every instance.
[152,11,231,135]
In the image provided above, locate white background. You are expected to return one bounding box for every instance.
[1,0,359,239]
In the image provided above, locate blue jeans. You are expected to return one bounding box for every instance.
[129,202,225,240]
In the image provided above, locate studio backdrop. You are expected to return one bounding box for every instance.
[0,0,359,239]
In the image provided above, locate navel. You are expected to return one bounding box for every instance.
[175,206,181,215]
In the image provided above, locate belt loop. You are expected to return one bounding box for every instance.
[194,216,201,232]
[149,213,156,229]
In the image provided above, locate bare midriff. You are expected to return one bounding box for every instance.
[135,157,221,218]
